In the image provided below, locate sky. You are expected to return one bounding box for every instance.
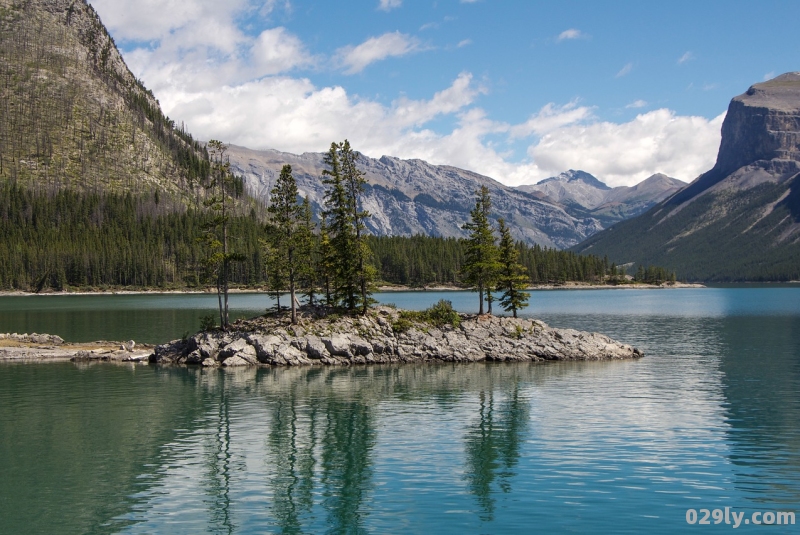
[88,0,799,188]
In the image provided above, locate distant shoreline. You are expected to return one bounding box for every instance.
[0,281,708,297]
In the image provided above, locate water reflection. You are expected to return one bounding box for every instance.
[2,298,800,534]
[717,315,800,505]
[463,385,529,521]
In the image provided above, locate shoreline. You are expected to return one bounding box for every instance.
[0,281,707,297]
[1,305,643,366]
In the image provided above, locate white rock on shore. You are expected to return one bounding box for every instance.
[150,306,643,367]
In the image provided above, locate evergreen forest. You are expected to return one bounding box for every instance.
[0,182,674,293]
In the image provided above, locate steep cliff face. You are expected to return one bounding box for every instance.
[227,145,604,249]
[573,73,800,281]
[0,0,207,195]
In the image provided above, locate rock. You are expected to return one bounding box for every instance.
[222,355,250,367]
[323,335,353,357]
[147,306,643,368]
[304,336,330,360]
[247,334,283,362]
[218,338,257,364]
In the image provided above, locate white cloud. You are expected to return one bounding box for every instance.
[89,0,724,190]
[557,28,586,41]
[528,109,725,187]
[625,99,647,109]
[378,0,402,11]
[763,71,775,81]
[509,100,594,139]
[336,32,422,74]
[616,62,633,78]
[251,28,315,76]
[677,51,694,65]
[457,39,472,48]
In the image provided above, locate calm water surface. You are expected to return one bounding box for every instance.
[1,288,799,533]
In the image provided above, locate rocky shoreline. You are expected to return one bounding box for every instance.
[0,333,152,363]
[0,307,644,366]
[151,306,643,367]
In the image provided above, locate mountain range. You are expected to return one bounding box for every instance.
[574,72,800,281]
[227,146,682,249]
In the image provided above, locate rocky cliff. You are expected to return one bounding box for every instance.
[573,72,800,281]
[151,306,643,367]
[519,170,686,222]
[228,145,604,249]
[0,0,207,195]
[229,145,687,248]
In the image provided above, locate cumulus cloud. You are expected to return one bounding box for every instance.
[336,32,422,74]
[616,62,634,78]
[378,0,402,11]
[528,109,725,187]
[557,28,586,41]
[89,0,725,189]
[509,100,594,139]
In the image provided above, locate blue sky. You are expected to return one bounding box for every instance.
[89,0,799,187]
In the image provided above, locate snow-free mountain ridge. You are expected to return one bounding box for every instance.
[227,146,682,249]
[573,72,800,280]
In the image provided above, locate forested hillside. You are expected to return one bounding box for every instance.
[0,184,668,292]
[0,0,208,196]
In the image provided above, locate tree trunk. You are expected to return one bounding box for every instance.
[478,283,484,315]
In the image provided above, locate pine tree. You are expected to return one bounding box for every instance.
[199,140,243,329]
[339,139,375,314]
[321,140,374,313]
[297,195,317,306]
[318,213,336,307]
[462,186,500,315]
[266,164,305,324]
[321,142,356,310]
[496,218,530,318]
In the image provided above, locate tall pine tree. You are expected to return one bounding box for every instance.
[265,164,307,324]
[199,140,243,329]
[496,218,530,318]
[462,186,500,315]
[321,140,374,314]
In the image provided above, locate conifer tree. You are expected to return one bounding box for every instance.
[339,139,375,314]
[321,140,375,313]
[266,164,305,324]
[199,140,243,329]
[462,186,501,315]
[318,213,336,307]
[297,195,317,306]
[496,218,530,318]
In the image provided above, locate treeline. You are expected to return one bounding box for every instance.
[368,235,638,286]
[0,183,266,291]
[0,183,678,292]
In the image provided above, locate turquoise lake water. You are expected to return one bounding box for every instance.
[0,287,798,533]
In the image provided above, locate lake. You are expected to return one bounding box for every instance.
[0,287,798,533]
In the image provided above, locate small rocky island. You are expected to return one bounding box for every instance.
[151,304,643,367]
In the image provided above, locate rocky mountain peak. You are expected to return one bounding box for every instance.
[537,169,612,190]
[713,72,800,178]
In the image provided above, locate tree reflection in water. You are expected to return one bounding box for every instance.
[463,383,529,521]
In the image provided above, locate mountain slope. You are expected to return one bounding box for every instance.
[0,0,208,196]
[518,170,686,224]
[573,72,800,281]
[227,145,605,249]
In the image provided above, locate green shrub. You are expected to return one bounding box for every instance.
[424,299,461,328]
[199,314,216,331]
[391,317,414,333]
